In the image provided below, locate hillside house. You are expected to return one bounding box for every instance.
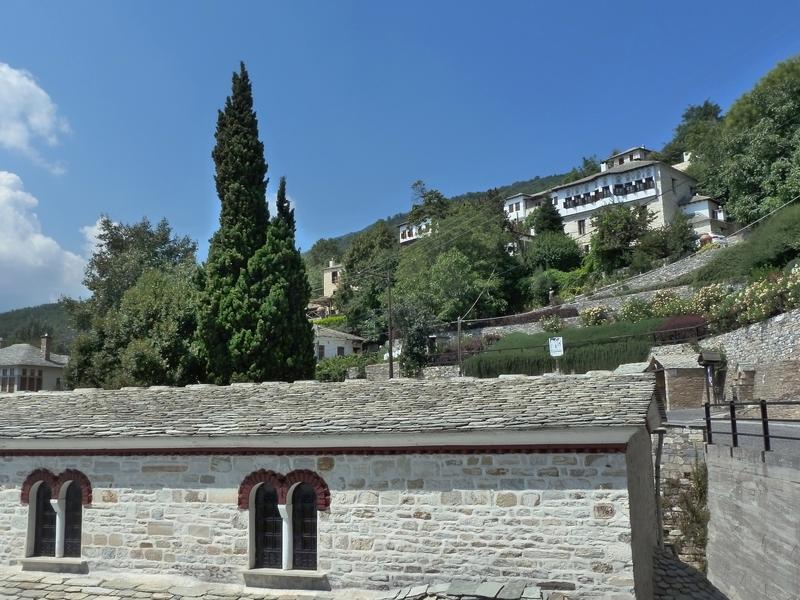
[313,324,364,360]
[0,334,67,393]
[308,261,344,318]
[501,146,735,248]
[398,218,432,245]
[0,375,660,598]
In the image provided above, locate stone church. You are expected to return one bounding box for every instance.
[0,375,661,598]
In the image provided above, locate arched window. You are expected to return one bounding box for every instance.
[253,484,282,568]
[290,483,317,571]
[32,482,57,557]
[22,469,91,559]
[62,481,83,558]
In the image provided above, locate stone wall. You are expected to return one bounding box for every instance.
[0,451,645,597]
[348,364,460,381]
[654,425,707,568]
[706,444,800,600]
[703,307,800,399]
[665,369,707,411]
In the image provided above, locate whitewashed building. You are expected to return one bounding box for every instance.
[398,218,432,245]
[0,375,660,597]
[313,324,364,360]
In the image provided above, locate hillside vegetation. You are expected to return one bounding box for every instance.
[0,303,74,354]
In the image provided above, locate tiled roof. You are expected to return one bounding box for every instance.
[313,325,365,342]
[0,343,68,368]
[651,344,701,370]
[0,374,655,441]
[550,160,662,191]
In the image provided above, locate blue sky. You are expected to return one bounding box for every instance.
[1,0,800,311]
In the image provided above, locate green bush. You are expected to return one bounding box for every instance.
[525,269,564,307]
[315,352,380,382]
[311,315,347,328]
[694,203,800,284]
[523,232,582,272]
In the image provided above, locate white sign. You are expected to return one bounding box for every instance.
[548,336,564,357]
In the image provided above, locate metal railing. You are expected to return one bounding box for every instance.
[704,400,800,451]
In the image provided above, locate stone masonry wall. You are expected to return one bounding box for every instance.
[706,444,800,600]
[654,425,707,569]
[0,451,641,598]
[703,307,800,399]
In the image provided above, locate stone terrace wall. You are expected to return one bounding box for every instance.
[582,248,723,300]
[703,307,800,399]
[654,425,707,569]
[706,444,800,600]
[0,451,640,597]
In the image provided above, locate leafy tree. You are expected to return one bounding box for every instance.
[336,220,399,339]
[80,216,196,318]
[561,156,600,184]
[523,199,563,234]
[522,232,581,272]
[696,56,800,224]
[393,191,517,321]
[590,204,654,273]
[230,177,315,381]
[63,216,199,388]
[407,180,450,225]
[65,264,200,388]
[394,300,432,378]
[194,62,271,383]
[655,100,723,165]
[638,212,697,262]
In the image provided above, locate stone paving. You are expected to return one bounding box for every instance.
[653,549,729,600]
[0,569,377,600]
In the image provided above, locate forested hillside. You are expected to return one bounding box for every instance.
[0,303,74,354]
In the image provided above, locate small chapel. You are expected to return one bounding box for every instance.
[0,374,660,598]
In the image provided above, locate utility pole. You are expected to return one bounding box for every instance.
[387,280,394,379]
[457,317,463,376]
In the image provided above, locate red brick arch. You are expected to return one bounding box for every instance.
[20,469,58,505]
[237,469,285,510]
[56,469,93,506]
[283,469,330,511]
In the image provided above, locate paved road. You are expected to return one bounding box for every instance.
[666,408,800,456]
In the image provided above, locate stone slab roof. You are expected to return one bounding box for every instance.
[0,374,654,441]
[651,344,702,370]
[313,324,366,342]
[0,343,68,368]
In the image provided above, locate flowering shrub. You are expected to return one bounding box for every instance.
[730,275,789,325]
[619,298,653,322]
[540,314,566,332]
[690,284,730,317]
[579,305,614,326]
[649,289,692,318]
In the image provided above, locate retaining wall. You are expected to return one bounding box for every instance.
[706,444,800,600]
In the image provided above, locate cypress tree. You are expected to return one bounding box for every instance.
[233,177,315,381]
[195,63,270,383]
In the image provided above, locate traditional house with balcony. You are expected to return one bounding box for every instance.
[398,218,432,245]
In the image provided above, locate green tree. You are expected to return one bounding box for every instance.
[522,232,581,272]
[524,199,564,234]
[655,100,723,165]
[697,56,800,224]
[230,177,315,381]
[394,299,432,378]
[65,264,200,388]
[195,62,271,383]
[560,156,600,184]
[407,180,450,225]
[638,212,697,262]
[336,220,399,339]
[590,204,654,273]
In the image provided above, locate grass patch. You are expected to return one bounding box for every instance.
[464,318,665,378]
[693,203,800,285]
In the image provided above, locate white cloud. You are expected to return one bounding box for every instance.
[0,171,86,311]
[79,217,106,258]
[0,63,70,174]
